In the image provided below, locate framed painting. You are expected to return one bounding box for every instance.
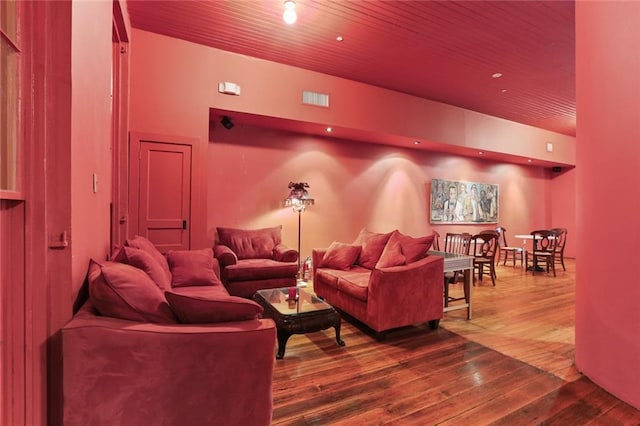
[430,179,498,224]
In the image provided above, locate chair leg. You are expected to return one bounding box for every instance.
[443,278,449,307]
[490,264,496,286]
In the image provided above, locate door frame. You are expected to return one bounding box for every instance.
[128,132,204,249]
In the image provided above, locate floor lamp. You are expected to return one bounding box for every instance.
[284,182,314,283]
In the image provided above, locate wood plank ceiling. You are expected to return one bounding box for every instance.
[127,0,576,137]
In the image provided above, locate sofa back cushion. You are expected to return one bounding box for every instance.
[166,248,222,287]
[88,259,176,323]
[217,226,282,260]
[321,241,362,270]
[353,229,392,269]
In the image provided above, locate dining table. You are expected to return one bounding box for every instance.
[514,233,555,272]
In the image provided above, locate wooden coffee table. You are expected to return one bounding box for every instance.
[253,287,345,359]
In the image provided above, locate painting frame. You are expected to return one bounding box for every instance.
[429,179,499,224]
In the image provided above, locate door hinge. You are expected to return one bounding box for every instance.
[182,220,187,230]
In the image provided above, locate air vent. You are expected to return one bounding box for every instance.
[302,91,329,108]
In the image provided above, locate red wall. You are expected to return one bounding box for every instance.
[575,1,640,408]
[208,124,561,259]
[129,29,576,257]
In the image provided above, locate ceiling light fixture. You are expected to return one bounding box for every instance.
[325,127,333,133]
[336,35,344,42]
[283,0,297,25]
[414,141,421,145]
[492,72,503,79]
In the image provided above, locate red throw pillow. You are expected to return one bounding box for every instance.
[353,229,392,269]
[125,235,172,286]
[165,290,263,323]
[88,259,176,323]
[398,232,435,263]
[321,241,361,270]
[166,248,221,287]
[376,231,406,268]
[116,246,172,290]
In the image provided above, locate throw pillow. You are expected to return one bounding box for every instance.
[398,232,435,263]
[216,226,282,260]
[165,290,263,323]
[376,231,406,268]
[88,259,176,323]
[117,246,172,290]
[353,228,392,269]
[124,235,172,286]
[321,241,361,270]
[166,248,221,287]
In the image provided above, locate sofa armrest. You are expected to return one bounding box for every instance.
[312,248,327,277]
[62,303,276,426]
[367,255,444,327]
[273,243,298,262]
[214,244,238,268]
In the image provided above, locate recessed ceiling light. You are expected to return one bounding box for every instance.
[414,141,421,145]
[501,89,508,93]
[527,159,533,163]
[326,127,333,133]
[478,151,484,155]
[492,72,503,79]
[336,35,344,42]
[283,0,297,25]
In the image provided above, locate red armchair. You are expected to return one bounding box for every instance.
[214,226,299,298]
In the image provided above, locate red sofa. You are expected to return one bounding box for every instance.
[62,236,276,426]
[214,225,299,298]
[313,229,444,334]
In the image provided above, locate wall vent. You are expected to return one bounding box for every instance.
[302,91,329,108]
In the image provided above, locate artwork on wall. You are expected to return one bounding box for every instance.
[430,179,499,224]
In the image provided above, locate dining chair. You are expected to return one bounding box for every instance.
[524,229,557,276]
[495,226,524,267]
[442,232,472,307]
[471,232,498,286]
[479,229,500,280]
[550,227,568,271]
[432,230,441,251]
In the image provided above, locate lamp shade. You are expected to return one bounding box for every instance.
[285,182,314,212]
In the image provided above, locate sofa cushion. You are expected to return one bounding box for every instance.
[167,248,221,287]
[321,241,361,270]
[217,226,282,260]
[376,231,406,268]
[165,289,263,323]
[225,258,298,281]
[337,273,370,302]
[88,259,177,323]
[398,232,435,263]
[124,235,172,286]
[316,266,370,290]
[353,229,392,269]
[112,246,172,290]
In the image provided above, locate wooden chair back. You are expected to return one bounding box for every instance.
[444,232,472,255]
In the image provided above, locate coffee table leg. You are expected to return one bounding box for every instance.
[276,329,291,359]
[334,318,345,347]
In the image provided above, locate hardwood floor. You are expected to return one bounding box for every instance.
[271,258,640,425]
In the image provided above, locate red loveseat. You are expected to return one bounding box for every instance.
[62,236,276,426]
[313,229,444,335]
[214,226,299,298]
